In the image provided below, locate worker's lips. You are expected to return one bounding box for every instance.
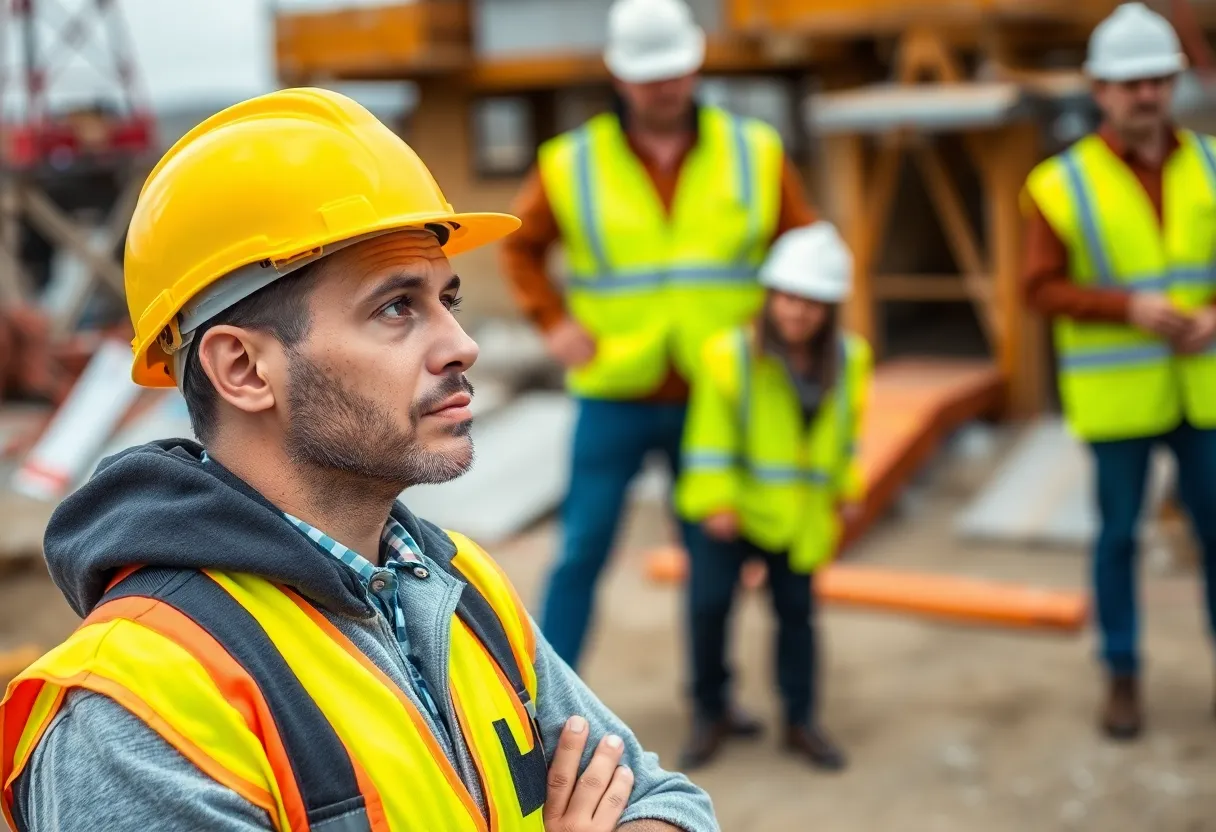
[423,393,473,421]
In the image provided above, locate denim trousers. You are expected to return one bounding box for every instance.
[1089,420,1216,675]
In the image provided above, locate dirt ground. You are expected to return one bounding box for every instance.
[3,430,1216,831]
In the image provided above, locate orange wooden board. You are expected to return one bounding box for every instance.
[645,547,1086,634]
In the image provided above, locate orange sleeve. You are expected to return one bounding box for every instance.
[1021,198,1132,323]
[772,156,819,240]
[498,166,568,333]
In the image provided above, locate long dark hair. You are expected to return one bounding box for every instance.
[758,297,839,392]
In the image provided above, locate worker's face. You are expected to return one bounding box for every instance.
[768,291,830,347]
[614,72,699,133]
[1093,75,1176,138]
[282,229,478,489]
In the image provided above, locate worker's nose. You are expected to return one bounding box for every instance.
[427,312,479,376]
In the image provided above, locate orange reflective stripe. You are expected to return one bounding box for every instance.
[349,751,390,830]
[85,595,309,832]
[280,586,489,832]
[450,684,500,832]
[2,678,57,826]
[38,670,279,822]
[103,564,143,594]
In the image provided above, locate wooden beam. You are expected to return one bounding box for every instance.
[21,186,125,296]
[897,25,966,83]
[823,134,885,352]
[911,142,1003,347]
[979,121,1044,418]
[873,274,978,301]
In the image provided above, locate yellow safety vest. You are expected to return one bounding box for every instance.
[1025,130,1216,442]
[1,532,545,832]
[539,106,783,399]
[676,326,871,573]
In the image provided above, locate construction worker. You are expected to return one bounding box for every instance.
[1022,1,1216,741]
[675,223,870,770]
[500,0,818,691]
[0,88,719,832]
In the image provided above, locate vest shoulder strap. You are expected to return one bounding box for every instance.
[98,568,371,832]
[439,531,538,708]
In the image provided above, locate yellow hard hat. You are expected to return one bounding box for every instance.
[125,86,521,388]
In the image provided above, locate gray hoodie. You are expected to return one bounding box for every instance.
[8,440,717,832]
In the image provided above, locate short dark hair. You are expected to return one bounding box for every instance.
[181,261,325,444]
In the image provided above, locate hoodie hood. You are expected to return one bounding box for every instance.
[43,439,459,619]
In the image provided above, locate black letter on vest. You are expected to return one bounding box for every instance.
[493,715,547,817]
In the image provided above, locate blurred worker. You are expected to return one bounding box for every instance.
[675,223,871,770]
[1022,1,1216,741]
[0,88,718,832]
[500,0,818,684]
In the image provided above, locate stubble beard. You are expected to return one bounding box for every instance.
[284,352,475,494]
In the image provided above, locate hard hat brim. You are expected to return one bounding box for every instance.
[130,209,522,388]
[1084,52,1187,82]
[604,28,706,84]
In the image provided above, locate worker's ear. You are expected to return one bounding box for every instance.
[195,325,281,416]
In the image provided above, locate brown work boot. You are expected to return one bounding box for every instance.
[726,704,765,739]
[679,715,731,771]
[1101,674,1142,741]
[783,725,848,771]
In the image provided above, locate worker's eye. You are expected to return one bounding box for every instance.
[380,297,413,319]
[444,295,464,313]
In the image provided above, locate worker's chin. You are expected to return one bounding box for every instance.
[407,435,474,487]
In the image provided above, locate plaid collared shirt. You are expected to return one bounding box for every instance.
[197,452,448,735]
[283,512,449,735]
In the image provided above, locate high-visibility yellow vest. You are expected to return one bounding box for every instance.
[2,532,546,832]
[675,326,871,573]
[538,106,783,399]
[1024,130,1216,442]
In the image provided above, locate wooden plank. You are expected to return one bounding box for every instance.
[817,564,1087,632]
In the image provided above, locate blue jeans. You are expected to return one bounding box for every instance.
[1090,421,1216,675]
[539,398,694,669]
[686,526,818,727]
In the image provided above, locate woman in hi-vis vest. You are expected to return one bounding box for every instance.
[674,223,872,772]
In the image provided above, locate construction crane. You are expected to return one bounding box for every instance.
[0,0,155,336]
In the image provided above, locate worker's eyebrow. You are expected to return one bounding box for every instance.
[445,275,462,294]
[364,273,426,304]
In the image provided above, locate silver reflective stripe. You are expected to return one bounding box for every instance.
[1061,148,1115,288]
[1059,343,1171,370]
[310,806,373,832]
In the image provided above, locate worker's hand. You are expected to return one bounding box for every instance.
[1174,306,1216,355]
[544,318,597,369]
[544,716,634,832]
[1128,293,1191,340]
[839,502,864,527]
[703,511,739,542]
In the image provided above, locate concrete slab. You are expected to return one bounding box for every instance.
[954,417,1172,549]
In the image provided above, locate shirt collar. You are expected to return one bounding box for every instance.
[1097,121,1182,167]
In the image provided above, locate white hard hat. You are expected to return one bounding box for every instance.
[603,0,706,84]
[1084,2,1187,82]
[759,222,853,304]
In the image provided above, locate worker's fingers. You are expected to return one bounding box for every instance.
[566,733,627,819]
[592,764,635,829]
[544,715,590,821]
